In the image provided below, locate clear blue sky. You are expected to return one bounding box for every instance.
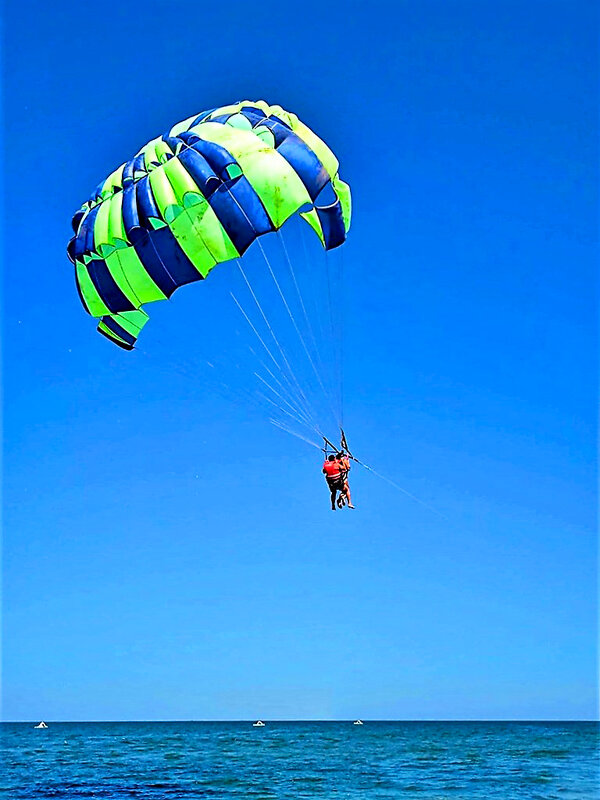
[3,0,597,721]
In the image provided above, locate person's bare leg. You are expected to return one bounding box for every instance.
[345,483,355,508]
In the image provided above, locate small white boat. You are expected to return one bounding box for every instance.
[252,720,265,727]
[353,719,364,725]
[34,721,48,729]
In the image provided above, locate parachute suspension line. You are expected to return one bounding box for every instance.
[277,228,336,419]
[298,221,341,430]
[339,245,345,429]
[326,247,344,430]
[226,162,341,439]
[337,429,445,517]
[128,219,302,433]
[233,258,323,436]
[246,343,314,422]
[139,189,343,447]
[275,230,342,430]
[357,459,446,519]
[250,352,318,431]
[253,371,321,434]
[323,247,342,429]
[298,221,327,355]
[210,169,324,438]
[229,291,318,433]
[256,388,316,432]
[137,344,323,453]
[268,417,323,450]
[255,238,338,431]
[135,346,288,426]
[140,257,324,445]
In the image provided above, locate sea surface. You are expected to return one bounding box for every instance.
[1,721,598,799]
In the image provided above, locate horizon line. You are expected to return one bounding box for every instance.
[3,718,598,724]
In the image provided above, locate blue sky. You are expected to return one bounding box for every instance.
[2,0,597,721]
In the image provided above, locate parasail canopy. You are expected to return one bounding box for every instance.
[67,100,351,350]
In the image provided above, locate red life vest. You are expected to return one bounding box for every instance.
[323,460,342,479]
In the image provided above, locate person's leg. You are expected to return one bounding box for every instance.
[345,481,355,508]
[330,486,337,510]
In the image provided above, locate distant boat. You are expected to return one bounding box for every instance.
[34,721,48,729]
[353,719,364,725]
[252,720,265,727]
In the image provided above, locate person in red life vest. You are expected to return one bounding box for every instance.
[323,454,345,510]
[337,452,355,508]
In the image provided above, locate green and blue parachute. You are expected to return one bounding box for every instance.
[67,100,351,349]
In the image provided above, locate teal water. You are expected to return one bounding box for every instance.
[1,721,598,799]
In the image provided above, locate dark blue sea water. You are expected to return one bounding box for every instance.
[1,721,598,799]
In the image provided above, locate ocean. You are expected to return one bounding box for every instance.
[1,721,598,799]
